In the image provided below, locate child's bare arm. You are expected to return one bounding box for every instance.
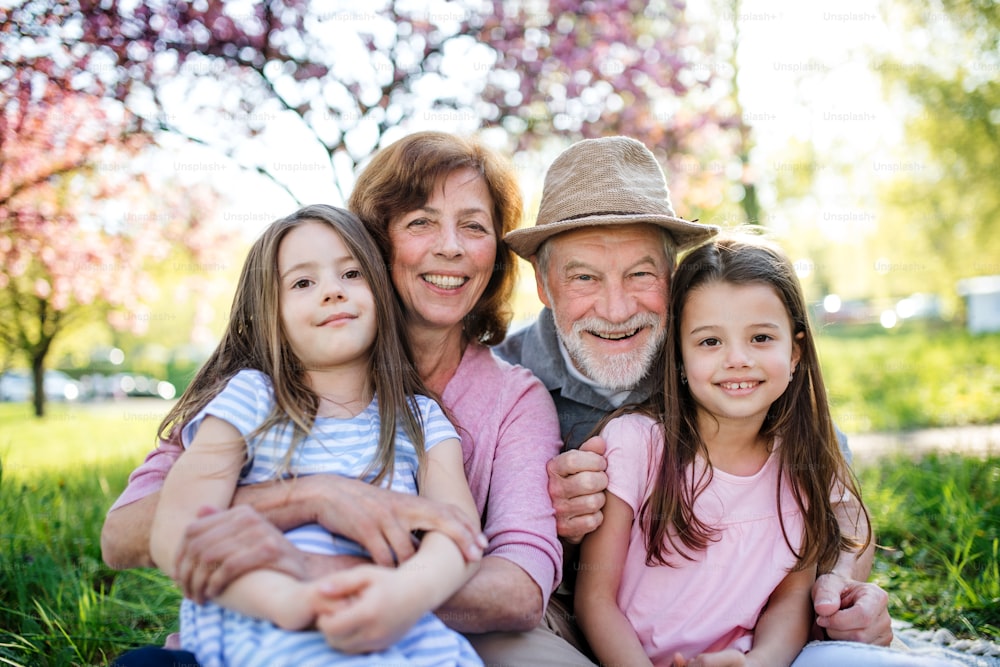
[744,564,815,667]
[149,416,315,630]
[312,438,483,653]
[576,492,654,667]
[676,564,814,667]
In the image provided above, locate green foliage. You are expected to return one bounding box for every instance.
[871,0,1000,300]
[0,457,179,667]
[860,453,1000,638]
[818,324,1000,432]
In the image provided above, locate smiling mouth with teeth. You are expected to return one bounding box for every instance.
[720,381,760,390]
[590,329,641,341]
[422,274,467,289]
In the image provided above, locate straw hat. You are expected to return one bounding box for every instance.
[505,136,718,258]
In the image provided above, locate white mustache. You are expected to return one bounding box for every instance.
[571,313,661,339]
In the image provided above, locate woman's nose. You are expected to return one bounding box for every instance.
[434,224,464,258]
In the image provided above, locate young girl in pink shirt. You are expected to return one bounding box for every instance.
[576,234,870,667]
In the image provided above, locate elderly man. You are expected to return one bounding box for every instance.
[495,136,899,661]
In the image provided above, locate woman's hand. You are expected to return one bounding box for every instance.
[175,505,309,603]
[175,474,486,602]
[302,475,486,566]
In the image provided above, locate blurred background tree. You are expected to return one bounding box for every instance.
[0,59,232,416]
[870,0,1000,306]
[3,0,757,396]
[2,0,997,417]
[5,0,748,217]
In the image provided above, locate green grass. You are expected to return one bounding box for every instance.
[0,462,180,667]
[0,400,165,476]
[1,324,999,665]
[859,453,1000,639]
[0,402,179,667]
[818,324,1000,432]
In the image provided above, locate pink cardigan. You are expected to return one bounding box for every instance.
[110,343,563,605]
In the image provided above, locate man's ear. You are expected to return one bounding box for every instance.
[532,257,551,308]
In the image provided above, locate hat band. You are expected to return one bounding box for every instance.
[547,210,696,225]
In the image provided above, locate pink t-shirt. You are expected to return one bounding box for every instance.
[110,343,563,605]
[602,413,805,664]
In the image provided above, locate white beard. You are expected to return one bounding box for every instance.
[556,312,665,392]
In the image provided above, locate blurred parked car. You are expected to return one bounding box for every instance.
[0,370,30,402]
[0,369,81,402]
[895,293,944,322]
[80,372,176,400]
[819,296,882,326]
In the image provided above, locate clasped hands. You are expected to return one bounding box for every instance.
[172,475,485,653]
[269,562,434,654]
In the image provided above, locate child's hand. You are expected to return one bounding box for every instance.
[312,565,426,654]
[673,649,754,667]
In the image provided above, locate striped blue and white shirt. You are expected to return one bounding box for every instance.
[177,369,481,667]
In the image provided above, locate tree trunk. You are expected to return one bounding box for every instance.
[729,0,763,226]
[31,352,46,418]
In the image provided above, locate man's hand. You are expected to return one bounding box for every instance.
[813,572,893,646]
[175,505,309,603]
[547,435,609,544]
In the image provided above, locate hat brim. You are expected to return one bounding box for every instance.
[504,213,719,259]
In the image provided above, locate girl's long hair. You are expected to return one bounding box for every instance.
[157,204,430,485]
[639,233,870,573]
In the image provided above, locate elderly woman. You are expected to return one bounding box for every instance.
[103,132,591,665]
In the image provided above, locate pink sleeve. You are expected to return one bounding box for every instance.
[448,348,564,605]
[479,369,564,603]
[602,414,660,515]
[107,437,182,512]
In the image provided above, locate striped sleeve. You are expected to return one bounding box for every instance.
[180,370,274,450]
[415,395,459,451]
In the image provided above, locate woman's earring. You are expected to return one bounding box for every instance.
[680,372,688,385]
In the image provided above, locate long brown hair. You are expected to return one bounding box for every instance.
[157,205,430,485]
[348,130,522,345]
[640,233,870,573]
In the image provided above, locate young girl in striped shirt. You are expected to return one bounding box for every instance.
[150,204,483,666]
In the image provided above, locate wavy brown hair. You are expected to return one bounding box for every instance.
[348,131,522,345]
[638,233,870,573]
[157,205,430,485]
